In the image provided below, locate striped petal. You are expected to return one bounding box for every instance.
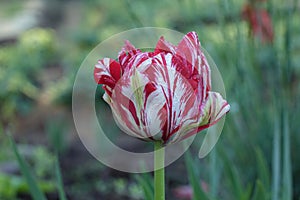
[155,36,176,54]
[176,32,201,74]
[143,53,200,142]
[173,32,211,104]
[178,91,230,141]
[110,53,200,143]
[118,40,142,71]
[195,50,211,104]
[94,58,122,98]
[110,57,167,139]
[198,92,230,128]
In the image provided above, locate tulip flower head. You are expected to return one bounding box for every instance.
[94,32,230,145]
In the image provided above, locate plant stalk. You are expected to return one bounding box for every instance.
[154,141,165,200]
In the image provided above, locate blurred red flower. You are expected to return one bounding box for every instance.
[173,181,209,199]
[242,4,274,43]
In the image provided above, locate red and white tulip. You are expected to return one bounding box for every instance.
[94,32,230,144]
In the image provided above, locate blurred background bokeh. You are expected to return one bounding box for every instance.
[0,0,299,199]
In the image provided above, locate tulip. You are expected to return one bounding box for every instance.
[94,32,229,144]
[94,31,230,200]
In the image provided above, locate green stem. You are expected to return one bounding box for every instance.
[154,141,165,200]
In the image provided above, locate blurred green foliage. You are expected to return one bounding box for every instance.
[0,173,55,200]
[0,28,58,121]
[0,0,23,18]
[0,137,56,200]
[0,0,299,199]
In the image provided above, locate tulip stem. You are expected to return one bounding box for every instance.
[154,141,165,200]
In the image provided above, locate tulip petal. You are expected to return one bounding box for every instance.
[110,53,201,143]
[155,36,176,54]
[176,32,201,76]
[198,92,230,129]
[94,58,122,98]
[118,40,142,70]
[146,53,200,142]
[178,92,230,141]
[193,50,211,105]
[110,61,167,139]
[172,32,211,104]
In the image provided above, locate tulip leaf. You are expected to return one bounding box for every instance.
[184,150,210,200]
[255,147,270,191]
[282,111,292,200]
[272,114,281,200]
[219,149,252,200]
[252,180,267,200]
[209,149,221,198]
[55,157,67,200]
[8,132,47,200]
[135,173,153,200]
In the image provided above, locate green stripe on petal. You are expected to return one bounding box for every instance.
[131,68,144,112]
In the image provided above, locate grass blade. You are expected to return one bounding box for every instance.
[209,149,220,198]
[255,147,270,191]
[219,148,252,200]
[252,180,267,200]
[272,114,281,200]
[8,132,47,200]
[184,150,210,200]
[282,111,292,199]
[135,173,153,200]
[55,157,67,200]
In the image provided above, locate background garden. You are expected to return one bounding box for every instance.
[0,0,299,199]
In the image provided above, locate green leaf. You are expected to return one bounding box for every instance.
[55,157,67,200]
[272,114,281,200]
[8,132,47,200]
[219,149,251,200]
[282,111,292,200]
[47,120,66,154]
[135,173,153,200]
[209,149,221,198]
[255,148,270,191]
[252,180,267,200]
[184,150,210,200]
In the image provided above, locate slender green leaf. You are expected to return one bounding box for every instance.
[8,132,47,200]
[219,149,252,200]
[209,149,220,198]
[252,180,267,200]
[55,157,67,200]
[255,148,270,190]
[282,111,292,200]
[47,120,65,154]
[143,172,154,192]
[184,150,210,200]
[135,174,153,200]
[244,184,253,200]
[272,114,281,200]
